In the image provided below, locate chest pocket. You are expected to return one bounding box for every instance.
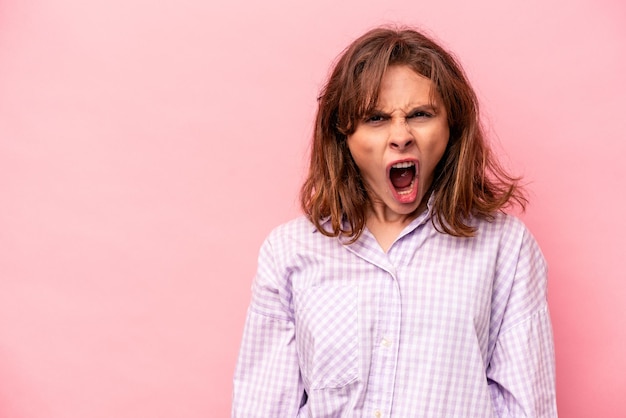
[294,284,359,390]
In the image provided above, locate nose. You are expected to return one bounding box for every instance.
[389,118,414,151]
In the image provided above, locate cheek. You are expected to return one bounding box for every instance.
[422,136,449,176]
[435,139,449,162]
[430,127,450,160]
[347,140,373,171]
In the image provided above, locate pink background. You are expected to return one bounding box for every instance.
[1,0,625,416]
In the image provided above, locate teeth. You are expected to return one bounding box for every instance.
[391,161,415,169]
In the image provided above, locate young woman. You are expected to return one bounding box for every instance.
[232,26,557,417]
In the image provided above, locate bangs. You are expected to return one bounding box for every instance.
[335,54,389,135]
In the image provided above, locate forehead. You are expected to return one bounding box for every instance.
[375,65,438,108]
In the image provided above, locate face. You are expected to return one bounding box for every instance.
[347,65,449,221]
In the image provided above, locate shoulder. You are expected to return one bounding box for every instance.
[493,213,543,257]
[263,216,317,255]
[259,215,330,266]
[470,212,539,252]
[470,212,546,272]
[472,211,528,237]
[481,212,548,297]
[267,215,317,240]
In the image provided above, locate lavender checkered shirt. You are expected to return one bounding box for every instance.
[232,203,557,417]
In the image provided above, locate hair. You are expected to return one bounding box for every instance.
[300,26,527,241]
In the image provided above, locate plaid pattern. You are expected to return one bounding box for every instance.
[233,206,557,417]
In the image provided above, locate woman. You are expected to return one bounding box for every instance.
[232,26,557,417]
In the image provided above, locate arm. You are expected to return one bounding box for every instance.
[232,238,305,417]
[487,223,557,417]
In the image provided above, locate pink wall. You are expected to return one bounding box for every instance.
[1,0,624,416]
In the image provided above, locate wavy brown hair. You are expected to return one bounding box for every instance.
[300,26,526,241]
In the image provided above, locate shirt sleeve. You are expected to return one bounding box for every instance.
[232,237,306,418]
[487,222,558,417]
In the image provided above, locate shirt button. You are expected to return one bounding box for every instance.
[374,410,381,418]
[381,337,391,347]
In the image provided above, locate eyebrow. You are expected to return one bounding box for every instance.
[369,103,439,115]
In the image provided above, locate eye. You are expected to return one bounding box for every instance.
[407,110,432,119]
[364,113,387,124]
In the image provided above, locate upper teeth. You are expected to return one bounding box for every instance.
[392,162,415,169]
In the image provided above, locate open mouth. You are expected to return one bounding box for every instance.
[389,161,416,194]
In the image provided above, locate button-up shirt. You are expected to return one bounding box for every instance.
[232,206,557,417]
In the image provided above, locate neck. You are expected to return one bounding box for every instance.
[365,199,428,253]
